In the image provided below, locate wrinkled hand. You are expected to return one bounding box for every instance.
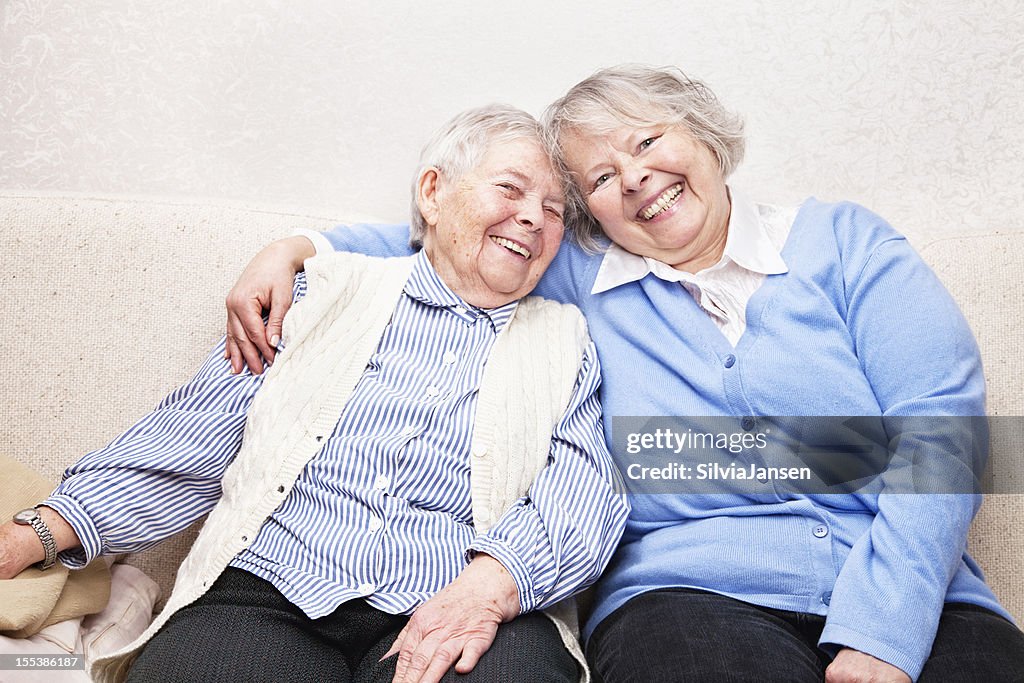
[0,522,43,579]
[826,648,911,683]
[224,236,315,375]
[0,508,78,579]
[383,555,520,683]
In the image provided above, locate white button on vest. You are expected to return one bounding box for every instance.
[473,446,487,458]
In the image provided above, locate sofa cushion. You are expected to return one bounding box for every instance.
[918,231,1024,625]
[1,193,340,601]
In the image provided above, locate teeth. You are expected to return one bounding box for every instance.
[491,236,531,259]
[641,183,684,220]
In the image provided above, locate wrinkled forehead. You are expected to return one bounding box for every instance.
[472,137,566,200]
[553,106,675,176]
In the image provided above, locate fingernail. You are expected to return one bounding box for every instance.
[270,334,280,347]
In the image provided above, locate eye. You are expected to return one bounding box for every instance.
[544,206,564,221]
[498,182,520,194]
[638,136,659,151]
[593,173,612,190]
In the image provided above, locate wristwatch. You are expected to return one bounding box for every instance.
[12,507,58,570]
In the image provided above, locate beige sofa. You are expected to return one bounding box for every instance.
[2,192,1021,629]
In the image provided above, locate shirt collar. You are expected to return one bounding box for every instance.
[591,187,789,294]
[404,250,517,332]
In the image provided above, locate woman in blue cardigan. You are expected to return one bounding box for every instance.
[222,66,1024,682]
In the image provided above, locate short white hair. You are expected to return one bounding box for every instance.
[410,104,550,247]
[542,64,746,252]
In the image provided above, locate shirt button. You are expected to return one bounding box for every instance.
[821,591,832,606]
[454,306,467,316]
[723,354,736,368]
[741,417,755,431]
[443,351,458,365]
[357,583,375,597]
[425,385,440,398]
[400,424,416,438]
[368,515,383,532]
[374,474,390,491]
[812,525,829,538]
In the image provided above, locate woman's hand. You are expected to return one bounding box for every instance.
[0,521,44,579]
[0,507,80,579]
[224,236,315,375]
[825,648,911,683]
[382,555,520,683]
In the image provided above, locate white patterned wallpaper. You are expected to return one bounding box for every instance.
[2,0,1022,241]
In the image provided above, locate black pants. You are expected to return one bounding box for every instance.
[127,569,577,683]
[588,588,1024,683]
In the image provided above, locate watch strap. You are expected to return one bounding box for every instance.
[15,508,58,570]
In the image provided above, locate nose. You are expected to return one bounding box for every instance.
[515,198,544,232]
[621,161,650,194]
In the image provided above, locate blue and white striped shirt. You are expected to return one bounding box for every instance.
[45,251,626,617]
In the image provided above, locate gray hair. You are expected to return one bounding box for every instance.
[410,104,551,247]
[542,64,746,252]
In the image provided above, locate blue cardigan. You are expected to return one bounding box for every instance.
[320,199,1008,680]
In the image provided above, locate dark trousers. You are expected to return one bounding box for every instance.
[127,568,577,683]
[587,588,1024,683]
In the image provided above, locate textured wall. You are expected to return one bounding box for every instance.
[2,0,1023,239]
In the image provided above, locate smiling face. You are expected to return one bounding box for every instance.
[418,138,566,308]
[561,123,732,273]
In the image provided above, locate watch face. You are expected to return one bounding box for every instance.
[13,508,39,524]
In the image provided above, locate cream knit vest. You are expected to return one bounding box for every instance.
[93,252,593,682]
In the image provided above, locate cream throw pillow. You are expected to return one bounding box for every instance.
[0,455,111,638]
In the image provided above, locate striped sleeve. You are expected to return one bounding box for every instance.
[467,341,629,613]
[43,274,308,568]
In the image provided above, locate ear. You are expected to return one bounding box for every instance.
[415,167,443,228]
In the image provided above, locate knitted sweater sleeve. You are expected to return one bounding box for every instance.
[817,205,986,681]
[319,223,415,257]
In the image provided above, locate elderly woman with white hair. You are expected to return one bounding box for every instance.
[0,105,630,683]
[224,66,1024,682]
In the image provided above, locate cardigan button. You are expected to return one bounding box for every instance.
[723,354,736,368]
[821,591,832,606]
[812,525,829,538]
[741,417,755,431]
[472,446,487,458]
